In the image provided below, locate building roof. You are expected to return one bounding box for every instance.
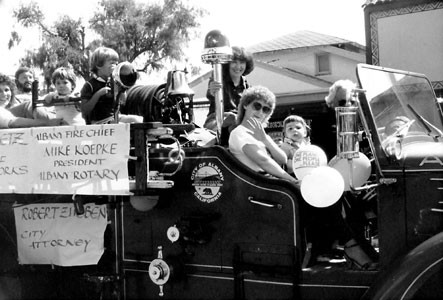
[247,30,365,54]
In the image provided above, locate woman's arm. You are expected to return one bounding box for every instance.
[263,135,288,165]
[247,118,288,165]
[243,143,297,183]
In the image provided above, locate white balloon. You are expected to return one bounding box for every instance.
[329,152,371,191]
[292,145,328,180]
[300,166,344,208]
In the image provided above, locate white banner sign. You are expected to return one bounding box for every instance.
[0,124,131,195]
[14,203,108,266]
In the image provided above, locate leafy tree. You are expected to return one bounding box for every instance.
[9,1,89,90]
[9,0,207,87]
[90,0,206,73]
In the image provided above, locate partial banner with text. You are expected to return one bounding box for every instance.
[0,124,131,195]
[14,203,108,266]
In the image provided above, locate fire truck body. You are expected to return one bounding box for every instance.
[116,63,443,299]
[1,63,443,300]
[121,63,443,300]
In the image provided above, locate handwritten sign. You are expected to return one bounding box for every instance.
[0,124,130,195]
[14,203,108,266]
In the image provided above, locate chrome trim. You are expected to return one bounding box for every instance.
[381,169,443,173]
[122,268,370,289]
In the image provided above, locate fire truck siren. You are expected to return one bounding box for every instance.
[201,29,233,64]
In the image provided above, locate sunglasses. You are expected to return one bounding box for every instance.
[251,101,272,114]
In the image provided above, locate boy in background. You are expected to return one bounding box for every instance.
[81,46,142,124]
[81,47,118,124]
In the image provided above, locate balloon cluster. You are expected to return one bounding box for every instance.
[292,145,371,208]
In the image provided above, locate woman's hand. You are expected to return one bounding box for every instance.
[246,117,267,142]
[208,80,222,96]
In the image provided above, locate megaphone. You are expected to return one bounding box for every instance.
[112,61,139,122]
[113,61,138,89]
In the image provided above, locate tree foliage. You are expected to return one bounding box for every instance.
[9,2,89,89]
[90,0,206,72]
[9,0,206,83]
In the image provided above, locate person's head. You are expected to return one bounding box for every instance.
[385,116,410,136]
[237,85,275,125]
[324,79,357,108]
[15,66,34,94]
[282,115,310,143]
[90,46,119,78]
[223,46,254,79]
[52,67,77,96]
[0,73,17,108]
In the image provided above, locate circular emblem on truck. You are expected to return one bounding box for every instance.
[191,162,224,203]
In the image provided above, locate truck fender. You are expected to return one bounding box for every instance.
[362,231,443,300]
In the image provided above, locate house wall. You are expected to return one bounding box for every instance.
[253,46,364,84]
[247,63,329,93]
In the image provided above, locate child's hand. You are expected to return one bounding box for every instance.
[98,86,111,96]
[44,93,55,104]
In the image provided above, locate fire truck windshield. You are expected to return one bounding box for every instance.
[357,64,443,145]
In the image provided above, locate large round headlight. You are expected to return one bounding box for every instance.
[383,137,403,160]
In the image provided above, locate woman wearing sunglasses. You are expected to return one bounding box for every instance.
[229,86,297,183]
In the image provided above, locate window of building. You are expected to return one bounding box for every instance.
[316,53,331,75]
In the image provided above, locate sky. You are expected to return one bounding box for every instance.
[0,0,367,76]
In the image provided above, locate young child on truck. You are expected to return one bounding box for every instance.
[80,47,119,124]
[279,115,311,175]
[80,46,142,124]
[44,67,85,125]
[279,113,377,269]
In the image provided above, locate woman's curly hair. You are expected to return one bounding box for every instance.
[222,46,255,76]
[236,85,275,125]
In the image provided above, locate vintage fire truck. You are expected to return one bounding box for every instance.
[1,62,443,300]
